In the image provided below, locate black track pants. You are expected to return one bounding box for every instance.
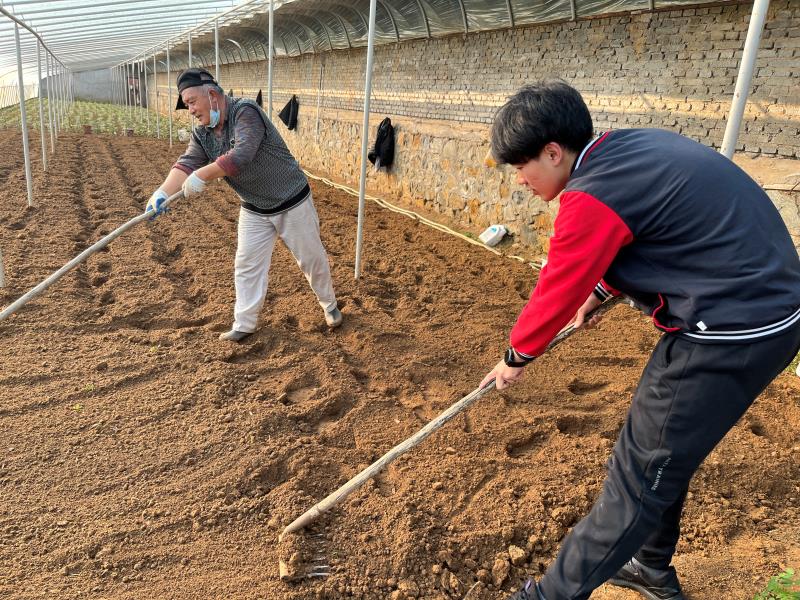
[538,323,800,600]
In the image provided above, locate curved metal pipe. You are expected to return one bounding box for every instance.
[332,13,353,48]
[376,0,400,42]
[284,17,326,53]
[413,0,431,38]
[326,1,369,40]
[225,38,248,62]
[456,0,469,33]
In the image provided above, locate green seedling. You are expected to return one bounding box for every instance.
[754,568,800,600]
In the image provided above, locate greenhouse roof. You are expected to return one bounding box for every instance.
[1,0,728,77]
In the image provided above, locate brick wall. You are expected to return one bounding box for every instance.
[147,0,800,254]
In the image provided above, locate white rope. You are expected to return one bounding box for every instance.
[303,169,544,272]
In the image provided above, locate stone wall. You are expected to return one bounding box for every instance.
[147,0,800,254]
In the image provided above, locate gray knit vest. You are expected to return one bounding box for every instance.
[194,98,308,211]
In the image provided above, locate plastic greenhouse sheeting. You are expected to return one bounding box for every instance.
[1,0,739,75]
[159,0,731,67]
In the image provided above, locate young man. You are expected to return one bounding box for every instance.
[145,68,342,341]
[479,80,800,600]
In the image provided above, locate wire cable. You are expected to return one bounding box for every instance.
[303,169,544,272]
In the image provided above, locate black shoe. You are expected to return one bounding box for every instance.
[609,558,686,600]
[508,579,545,600]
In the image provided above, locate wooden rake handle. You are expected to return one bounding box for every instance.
[279,296,624,540]
[0,190,184,324]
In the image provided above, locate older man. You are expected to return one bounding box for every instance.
[145,68,342,341]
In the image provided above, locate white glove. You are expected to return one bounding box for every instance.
[145,189,168,218]
[181,172,207,198]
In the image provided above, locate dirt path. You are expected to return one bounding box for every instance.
[0,131,798,600]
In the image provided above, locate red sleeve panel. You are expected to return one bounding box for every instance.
[509,191,634,358]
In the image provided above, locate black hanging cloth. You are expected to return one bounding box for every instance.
[368,117,395,170]
[278,95,299,130]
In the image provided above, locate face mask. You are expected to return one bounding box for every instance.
[207,91,220,128]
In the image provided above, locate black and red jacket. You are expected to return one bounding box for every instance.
[511,128,800,359]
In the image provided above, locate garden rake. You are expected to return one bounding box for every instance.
[277,296,625,582]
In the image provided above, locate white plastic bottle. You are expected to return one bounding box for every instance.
[479,224,507,247]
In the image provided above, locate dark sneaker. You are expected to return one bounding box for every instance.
[609,558,686,600]
[218,329,253,342]
[508,579,545,600]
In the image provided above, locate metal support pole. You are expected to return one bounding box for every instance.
[143,60,150,131]
[354,0,378,280]
[139,61,144,121]
[46,51,55,147]
[54,65,59,128]
[47,55,55,150]
[57,65,63,128]
[14,24,34,208]
[127,62,132,120]
[154,55,160,139]
[57,65,63,131]
[123,63,128,118]
[62,66,68,127]
[214,19,220,82]
[720,0,770,159]
[54,65,60,131]
[136,61,142,121]
[63,67,67,120]
[268,0,274,121]
[52,60,60,135]
[36,41,47,171]
[167,44,173,147]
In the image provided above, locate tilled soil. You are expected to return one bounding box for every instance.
[0,130,798,600]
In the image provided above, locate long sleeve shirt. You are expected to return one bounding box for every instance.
[510,191,633,358]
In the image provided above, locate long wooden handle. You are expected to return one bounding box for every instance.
[279,297,624,540]
[0,190,183,323]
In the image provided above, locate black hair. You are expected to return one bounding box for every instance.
[491,80,594,165]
